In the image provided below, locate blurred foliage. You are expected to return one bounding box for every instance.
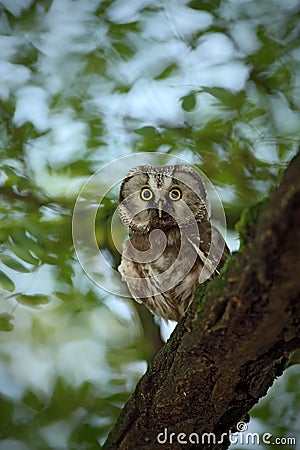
[240,365,300,450]
[0,0,299,448]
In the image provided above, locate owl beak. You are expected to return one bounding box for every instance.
[158,200,163,218]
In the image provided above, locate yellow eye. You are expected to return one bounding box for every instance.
[169,188,181,201]
[140,187,153,201]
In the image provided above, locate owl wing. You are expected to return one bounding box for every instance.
[211,225,230,271]
[188,225,230,280]
[118,256,143,304]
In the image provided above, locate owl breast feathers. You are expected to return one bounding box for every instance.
[118,164,229,322]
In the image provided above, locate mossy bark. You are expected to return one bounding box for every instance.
[103,152,300,450]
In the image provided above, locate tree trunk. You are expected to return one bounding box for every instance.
[103,152,300,450]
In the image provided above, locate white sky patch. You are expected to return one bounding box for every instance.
[0,61,31,100]
[13,86,50,132]
[90,77,184,127]
[37,54,87,96]
[104,297,135,322]
[106,32,248,127]
[160,319,177,342]
[179,33,250,92]
[254,141,280,164]
[0,303,120,397]
[40,419,76,450]
[126,78,186,125]
[226,229,240,252]
[107,0,150,23]
[291,71,300,108]
[24,108,88,170]
[195,33,240,64]
[186,59,249,92]
[38,0,102,58]
[171,149,201,164]
[230,20,261,55]
[141,5,213,41]
[91,72,238,133]
[215,185,237,204]
[0,35,22,59]
[275,0,300,9]
[56,340,109,387]
[0,333,109,398]
[47,111,88,166]
[32,4,108,95]
[1,264,55,298]
[0,0,34,17]
[0,365,24,401]
[108,39,188,85]
[270,94,300,135]
[23,165,86,198]
[4,341,54,396]
[24,131,87,197]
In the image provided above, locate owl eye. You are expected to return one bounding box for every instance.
[140,187,153,201]
[169,188,181,201]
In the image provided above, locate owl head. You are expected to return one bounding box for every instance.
[118,165,208,232]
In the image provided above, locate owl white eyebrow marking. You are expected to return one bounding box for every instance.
[148,174,162,189]
[147,173,173,190]
[162,177,172,190]
[148,174,157,189]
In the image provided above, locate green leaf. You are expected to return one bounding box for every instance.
[155,64,178,80]
[54,291,71,301]
[0,255,30,273]
[11,230,42,254]
[0,270,15,292]
[0,313,14,332]
[16,294,50,308]
[201,87,246,110]
[188,0,220,11]
[134,126,159,138]
[8,241,39,266]
[181,93,197,112]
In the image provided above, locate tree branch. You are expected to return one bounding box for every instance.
[103,152,300,450]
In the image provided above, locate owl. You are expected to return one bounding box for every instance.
[118,164,229,322]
